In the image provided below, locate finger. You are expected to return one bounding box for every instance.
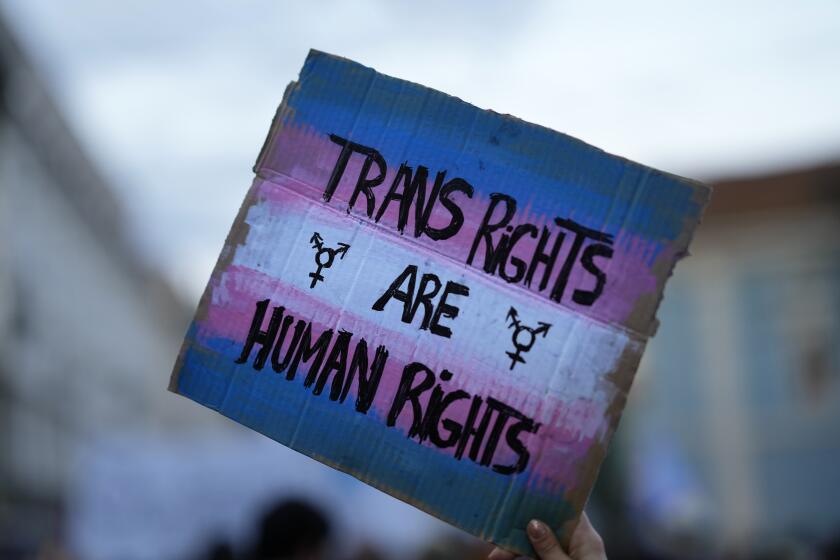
[487,546,517,560]
[527,519,571,560]
[569,513,606,560]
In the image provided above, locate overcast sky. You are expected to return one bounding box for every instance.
[3,0,840,300]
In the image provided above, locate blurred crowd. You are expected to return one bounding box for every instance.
[192,498,493,560]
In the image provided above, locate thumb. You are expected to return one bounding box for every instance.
[527,520,571,560]
[567,513,606,560]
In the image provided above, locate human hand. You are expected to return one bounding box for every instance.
[487,513,606,560]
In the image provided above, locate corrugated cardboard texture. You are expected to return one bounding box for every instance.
[170,50,711,555]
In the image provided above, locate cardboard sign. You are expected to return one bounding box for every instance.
[170,50,710,554]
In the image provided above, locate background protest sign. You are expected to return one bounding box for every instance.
[170,50,710,554]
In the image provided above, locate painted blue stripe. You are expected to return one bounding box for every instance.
[277,50,702,242]
[176,332,574,551]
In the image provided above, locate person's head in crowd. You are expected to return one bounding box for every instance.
[249,499,331,560]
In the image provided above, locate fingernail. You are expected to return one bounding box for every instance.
[527,519,547,539]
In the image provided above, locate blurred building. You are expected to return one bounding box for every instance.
[620,163,840,555]
[0,17,461,560]
[0,16,212,556]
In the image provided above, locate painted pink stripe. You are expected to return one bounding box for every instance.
[197,264,622,490]
[251,128,664,331]
[201,263,622,427]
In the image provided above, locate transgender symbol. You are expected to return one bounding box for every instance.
[308,232,350,289]
[505,306,552,370]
